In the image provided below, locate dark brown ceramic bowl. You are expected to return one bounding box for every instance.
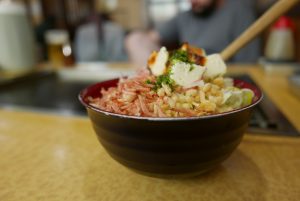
[79,79,263,178]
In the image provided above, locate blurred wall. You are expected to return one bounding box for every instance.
[95,0,148,30]
[27,0,43,25]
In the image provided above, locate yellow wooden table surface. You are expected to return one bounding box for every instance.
[0,66,300,201]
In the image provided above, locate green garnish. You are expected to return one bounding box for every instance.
[189,65,195,72]
[169,50,191,65]
[151,73,174,91]
[145,80,154,85]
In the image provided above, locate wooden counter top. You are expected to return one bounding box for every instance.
[0,66,300,201]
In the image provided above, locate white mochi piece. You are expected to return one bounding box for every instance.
[148,47,169,76]
[170,62,206,87]
[203,54,227,79]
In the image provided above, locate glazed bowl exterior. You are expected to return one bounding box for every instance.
[79,79,263,178]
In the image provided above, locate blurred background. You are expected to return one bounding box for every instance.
[5,0,300,65]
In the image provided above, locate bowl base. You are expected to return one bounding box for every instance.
[128,167,217,179]
[107,150,233,179]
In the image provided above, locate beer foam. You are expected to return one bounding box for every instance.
[45,30,70,45]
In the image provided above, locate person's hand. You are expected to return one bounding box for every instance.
[125,30,160,68]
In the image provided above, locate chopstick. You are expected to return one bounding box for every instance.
[221,0,299,61]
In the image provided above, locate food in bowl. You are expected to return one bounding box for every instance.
[88,43,255,117]
[79,44,263,178]
[79,78,262,178]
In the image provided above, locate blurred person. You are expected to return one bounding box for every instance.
[125,0,260,67]
[75,13,127,62]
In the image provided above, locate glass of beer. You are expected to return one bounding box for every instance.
[45,30,70,68]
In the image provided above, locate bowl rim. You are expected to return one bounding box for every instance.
[79,79,263,122]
